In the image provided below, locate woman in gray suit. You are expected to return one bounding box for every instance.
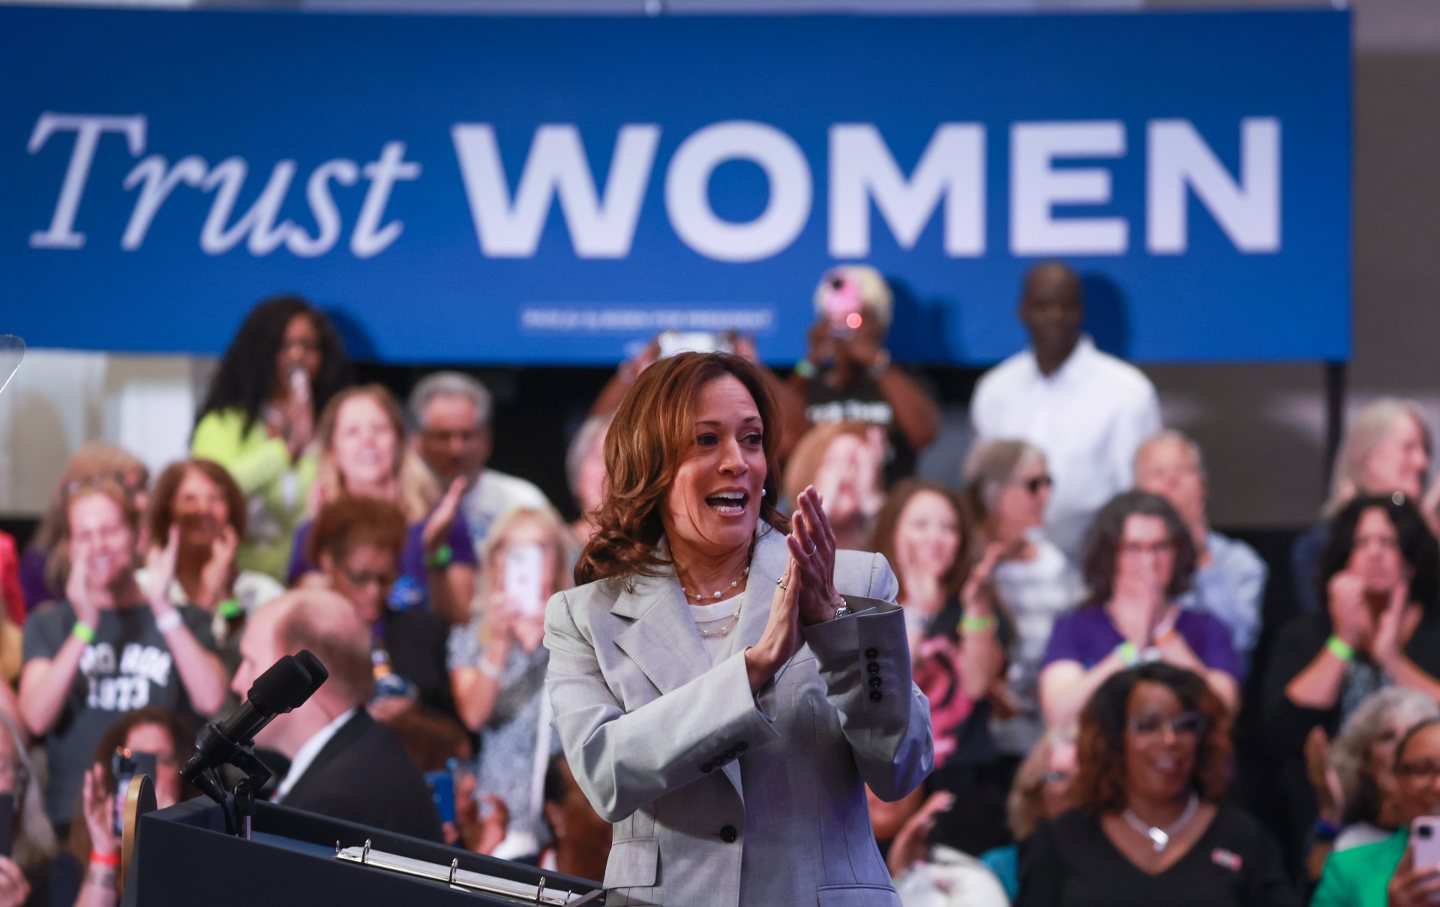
[544,352,934,907]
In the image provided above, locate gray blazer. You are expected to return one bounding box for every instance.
[544,525,934,907]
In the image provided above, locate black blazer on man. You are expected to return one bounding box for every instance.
[281,710,444,842]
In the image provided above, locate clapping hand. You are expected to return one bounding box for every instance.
[788,486,842,626]
[422,477,467,556]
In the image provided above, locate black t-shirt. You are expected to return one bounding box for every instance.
[803,373,917,483]
[1017,804,1296,907]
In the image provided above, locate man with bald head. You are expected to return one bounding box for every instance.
[234,589,443,840]
[971,261,1162,562]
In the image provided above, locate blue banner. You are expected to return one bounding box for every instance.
[0,7,1350,365]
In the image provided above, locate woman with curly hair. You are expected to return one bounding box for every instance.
[191,295,352,581]
[1018,663,1294,907]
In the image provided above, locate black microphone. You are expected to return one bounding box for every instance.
[181,650,329,783]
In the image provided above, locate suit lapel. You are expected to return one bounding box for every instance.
[613,571,710,697]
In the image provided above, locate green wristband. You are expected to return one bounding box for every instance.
[218,598,243,620]
[793,358,816,380]
[426,543,453,570]
[1326,635,1356,662]
[71,622,96,644]
[960,615,998,634]
[1116,641,1140,667]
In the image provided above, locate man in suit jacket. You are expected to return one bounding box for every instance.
[232,588,444,842]
[546,525,934,907]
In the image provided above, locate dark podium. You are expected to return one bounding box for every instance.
[120,797,605,906]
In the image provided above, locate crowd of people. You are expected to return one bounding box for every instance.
[0,260,1432,906]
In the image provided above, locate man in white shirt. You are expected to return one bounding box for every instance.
[1134,430,1267,667]
[971,261,1162,562]
[409,372,551,560]
[232,588,443,840]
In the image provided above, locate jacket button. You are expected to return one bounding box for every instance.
[869,677,882,689]
[720,825,738,843]
[865,647,879,659]
[701,762,714,773]
[867,662,880,675]
[869,691,882,702]
[735,741,748,752]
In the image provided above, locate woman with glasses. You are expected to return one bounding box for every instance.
[18,482,225,832]
[962,439,1086,760]
[1263,494,1440,874]
[1018,663,1294,907]
[1312,717,1440,907]
[289,385,476,626]
[192,295,352,582]
[306,495,457,729]
[1037,492,1240,730]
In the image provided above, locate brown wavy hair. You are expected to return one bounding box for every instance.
[1081,491,1197,607]
[313,384,438,523]
[147,459,248,545]
[575,353,787,586]
[1072,663,1231,815]
[870,479,971,605]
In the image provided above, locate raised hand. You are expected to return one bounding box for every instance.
[788,486,842,626]
[197,524,238,610]
[144,526,181,609]
[65,544,99,629]
[745,557,804,693]
[1372,582,1410,671]
[1327,570,1373,649]
[422,477,467,554]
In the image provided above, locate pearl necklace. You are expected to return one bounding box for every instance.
[695,612,741,639]
[681,565,750,603]
[1122,792,1199,853]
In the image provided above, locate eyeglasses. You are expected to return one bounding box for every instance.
[1128,710,1205,739]
[1395,760,1440,781]
[338,563,397,590]
[1013,475,1054,496]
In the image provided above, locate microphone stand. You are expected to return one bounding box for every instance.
[186,723,275,838]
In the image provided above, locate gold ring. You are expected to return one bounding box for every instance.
[776,579,788,590]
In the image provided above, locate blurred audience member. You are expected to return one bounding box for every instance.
[882,784,1010,907]
[21,445,149,613]
[971,261,1161,563]
[1311,717,1440,907]
[290,385,475,625]
[1134,431,1266,665]
[1264,494,1440,869]
[872,480,1006,769]
[791,265,941,479]
[19,482,225,830]
[408,372,551,559]
[448,507,572,861]
[978,725,1081,901]
[1039,492,1240,729]
[784,421,886,551]
[962,440,1085,759]
[139,459,283,648]
[565,414,611,547]
[306,495,457,728]
[1293,400,1433,616]
[0,532,22,627]
[540,755,612,882]
[0,712,56,907]
[1018,664,1294,907]
[67,707,192,907]
[1305,689,1440,883]
[233,588,444,841]
[192,295,351,581]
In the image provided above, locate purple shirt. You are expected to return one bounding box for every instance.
[287,509,476,612]
[1041,606,1242,680]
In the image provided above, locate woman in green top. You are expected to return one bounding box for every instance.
[1313,717,1440,907]
[191,295,351,581]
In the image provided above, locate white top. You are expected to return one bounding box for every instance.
[990,537,1086,755]
[460,468,552,555]
[689,596,745,664]
[895,845,1011,907]
[971,335,1162,562]
[273,706,357,803]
